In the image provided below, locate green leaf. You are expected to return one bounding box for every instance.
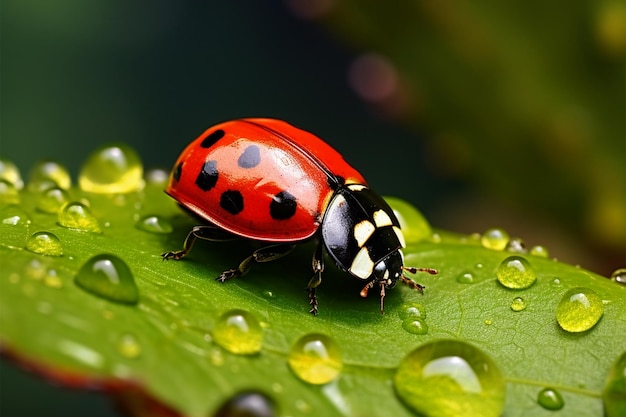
[1,171,624,417]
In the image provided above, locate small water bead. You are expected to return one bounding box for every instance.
[58,202,101,233]
[37,187,70,213]
[213,310,263,355]
[117,333,141,359]
[27,160,71,191]
[510,297,527,312]
[144,168,169,186]
[394,340,505,417]
[505,237,527,254]
[496,256,536,289]
[456,271,475,284]
[0,180,20,204]
[214,391,276,417]
[481,228,510,251]
[25,231,63,256]
[135,215,173,234]
[288,333,342,385]
[402,318,429,335]
[609,268,626,286]
[537,388,564,410]
[556,287,604,332]
[530,245,549,258]
[43,268,63,288]
[79,144,144,193]
[385,196,432,244]
[603,352,626,417]
[399,302,426,320]
[0,206,31,248]
[74,254,139,304]
[0,159,24,189]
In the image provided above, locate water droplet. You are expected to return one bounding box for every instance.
[117,333,141,359]
[295,399,312,413]
[385,196,432,244]
[0,159,24,189]
[58,202,101,233]
[551,277,562,287]
[609,268,626,286]
[79,144,144,193]
[0,206,31,249]
[144,168,169,186]
[394,340,505,417]
[25,258,46,280]
[214,391,276,417]
[37,187,70,213]
[505,237,527,254]
[25,232,63,256]
[402,318,429,335]
[537,388,564,410]
[481,228,510,251]
[399,302,426,320]
[484,319,493,325]
[213,310,263,355]
[530,245,549,258]
[603,352,626,417]
[556,287,604,332]
[456,271,475,284]
[0,180,20,204]
[74,254,139,304]
[135,215,173,234]
[27,160,71,192]
[43,268,63,288]
[288,333,342,385]
[496,256,536,289]
[262,290,277,299]
[510,297,526,312]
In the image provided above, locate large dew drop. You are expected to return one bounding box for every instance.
[57,202,101,233]
[37,187,70,214]
[481,228,509,251]
[556,287,604,332]
[385,196,432,244]
[537,388,564,410]
[27,160,71,192]
[288,333,342,385]
[496,256,536,289]
[603,352,626,417]
[0,159,24,189]
[25,231,63,256]
[394,340,505,417]
[212,310,263,355]
[74,254,139,304]
[79,144,144,193]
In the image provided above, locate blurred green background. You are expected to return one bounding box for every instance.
[1,1,624,416]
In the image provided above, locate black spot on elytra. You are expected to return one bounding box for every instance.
[220,190,244,215]
[238,145,261,168]
[173,162,183,182]
[270,191,297,220]
[200,129,225,148]
[195,159,219,191]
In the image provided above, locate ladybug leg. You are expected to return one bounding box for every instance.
[400,266,437,293]
[216,244,296,282]
[162,225,237,260]
[306,242,324,315]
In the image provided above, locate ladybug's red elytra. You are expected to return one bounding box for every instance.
[162,118,437,314]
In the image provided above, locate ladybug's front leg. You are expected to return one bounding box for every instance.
[162,225,237,260]
[306,242,324,315]
[216,244,296,282]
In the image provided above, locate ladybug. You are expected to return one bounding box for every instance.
[162,118,436,314]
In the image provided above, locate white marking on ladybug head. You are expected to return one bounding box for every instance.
[347,184,367,192]
[354,220,375,248]
[373,209,393,227]
[393,226,406,248]
[349,247,374,279]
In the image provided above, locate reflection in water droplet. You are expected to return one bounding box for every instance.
[58,202,101,233]
[0,206,31,249]
[74,254,139,304]
[386,196,432,244]
[496,256,536,289]
[214,391,276,417]
[37,187,70,213]
[394,340,505,417]
[609,268,626,286]
[530,245,549,258]
[117,333,141,359]
[25,231,63,256]
[0,159,24,189]
[213,310,263,355]
[537,388,564,410]
[556,287,604,332]
[456,271,474,284]
[288,333,342,385]
[79,144,144,193]
[603,352,626,417]
[27,160,71,191]
[135,215,173,234]
[481,228,509,251]
[510,297,526,312]
[402,318,429,335]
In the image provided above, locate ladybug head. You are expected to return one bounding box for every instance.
[372,249,404,289]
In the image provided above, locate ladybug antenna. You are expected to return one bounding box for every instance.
[402,266,438,275]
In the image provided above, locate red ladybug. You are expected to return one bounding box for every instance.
[162,119,436,314]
